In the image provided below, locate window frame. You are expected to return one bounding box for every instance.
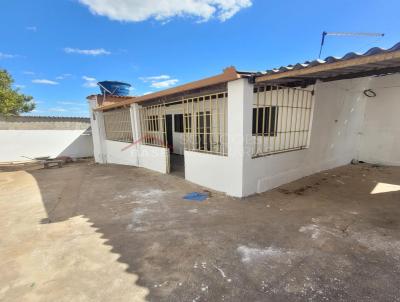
[252,106,278,136]
[146,115,159,132]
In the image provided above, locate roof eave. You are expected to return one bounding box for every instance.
[255,49,400,83]
[95,66,241,111]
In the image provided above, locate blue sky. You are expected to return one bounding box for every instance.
[0,0,399,117]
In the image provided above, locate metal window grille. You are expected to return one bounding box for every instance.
[103,108,133,143]
[182,92,228,156]
[138,104,167,147]
[252,85,314,157]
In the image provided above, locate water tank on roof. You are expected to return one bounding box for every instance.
[97,81,131,96]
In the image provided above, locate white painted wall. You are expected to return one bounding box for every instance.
[0,130,93,162]
[139,144,169,174]
[358,74,400,166]
[243,73,400,196]
[104,140,168,174]
[104,140,137,166]
[184,79,250,197]
[184,150,230,192]
[242,77,371,195]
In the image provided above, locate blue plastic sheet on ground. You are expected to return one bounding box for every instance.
[183,192,209,202]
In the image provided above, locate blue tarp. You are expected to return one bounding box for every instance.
[183,192,209,202]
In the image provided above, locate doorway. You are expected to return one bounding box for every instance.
[166,113,185,178]
[165,114,173,152]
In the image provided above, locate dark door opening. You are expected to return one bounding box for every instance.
[167,113,185,178]
[165,114,173,153]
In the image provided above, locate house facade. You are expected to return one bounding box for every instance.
[88,43,400,197]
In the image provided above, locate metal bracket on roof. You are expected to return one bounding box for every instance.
[318,31,385,58]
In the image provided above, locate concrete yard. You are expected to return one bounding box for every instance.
[1,161,400,302]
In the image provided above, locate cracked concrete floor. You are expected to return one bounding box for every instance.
[0,161,400,301]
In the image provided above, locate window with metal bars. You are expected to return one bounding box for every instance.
[182,92,227,156]
[103,108,133,143]
[184,113,192,133]
[252,85,314,157]
[138,104,167,147]
[252,107,278,136]
[147,115,159,132]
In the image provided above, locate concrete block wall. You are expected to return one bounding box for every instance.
[0,115,93,163]
[358,73,400,165]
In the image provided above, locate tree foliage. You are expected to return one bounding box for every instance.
[0,69,35,115]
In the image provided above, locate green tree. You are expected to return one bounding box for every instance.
[0,69,35,115]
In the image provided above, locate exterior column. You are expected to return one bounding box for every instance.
[227,78,254,197]
[130,103,141,142]
[88,96,107,163]
[129,103,141,166]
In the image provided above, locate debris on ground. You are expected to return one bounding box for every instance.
[44,159,64,169]
[55,156,73,163]
[278,185,315,195]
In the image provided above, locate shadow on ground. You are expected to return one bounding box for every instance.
[1,161,400,301]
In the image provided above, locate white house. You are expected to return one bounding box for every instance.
[87,42,400,198]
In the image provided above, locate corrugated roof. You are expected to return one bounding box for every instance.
[256,42,400,83]
[266,42,400,74]
[90,42,400,111]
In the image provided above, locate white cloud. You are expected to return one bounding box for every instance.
[14,84,26,89]
[23,71,35,76]
[83,76,96,81]
[57,101,84,105]
[140,74,179,89]
[82,76,98,88]
[79,0,252,22]
[56,73,72,80]
[26,26,37,32]
[49,107,68,112]
[30,109,44,114]
[32,79,59,85]
[151,79,179,89]
[0,52,17,59]
[140,75,171,82]
[64,47,111,56]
